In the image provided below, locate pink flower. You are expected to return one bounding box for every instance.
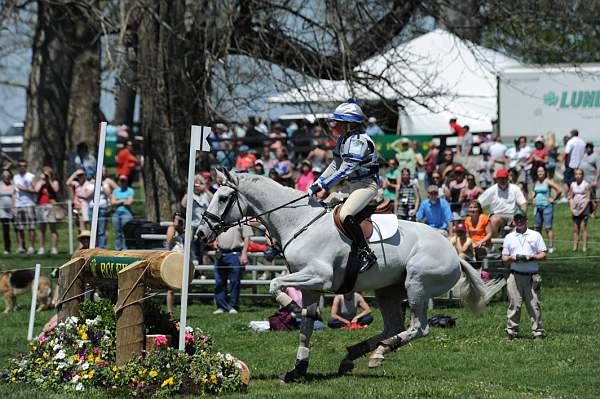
[38,335,47,343]
[185,333,194,342]
[153,335,168,347]
[93,347,100,355]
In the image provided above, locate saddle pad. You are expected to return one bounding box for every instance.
[368,214,399,243]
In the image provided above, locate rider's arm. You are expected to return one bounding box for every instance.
[319,137,369,190]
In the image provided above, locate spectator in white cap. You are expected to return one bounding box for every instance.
[308,99,380,272]
[365,116,384,137]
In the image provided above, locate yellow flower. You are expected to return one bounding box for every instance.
[160,377,174,388]
[81,332,88,340]
[88,370,95,379]
[42,352,49,359]
[210,374,217,384]
[74,355,80,362]
[87,354,94,362]
[149,370,158,378]
[10,377,16,382]
[111,385,117,390]
[112,366,117,372]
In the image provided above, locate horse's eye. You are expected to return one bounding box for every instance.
[219,196,228,203]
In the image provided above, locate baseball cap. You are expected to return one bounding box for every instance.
[400,137,411,144]
[454,223,466,233]
[78,230,91,239]
[239,145,250,152]
[535,135,545,143]
[495,168,509,179]
[514,209,527,219]
[118,174,128,181]
[368,117,376,123]
[427,185,439,194]
[454,166,465,174]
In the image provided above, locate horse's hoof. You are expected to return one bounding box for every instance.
[368,355,384,368]
[279,369,305,383]
[338,359,354,374]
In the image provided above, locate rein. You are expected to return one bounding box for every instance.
[201,188,310,237]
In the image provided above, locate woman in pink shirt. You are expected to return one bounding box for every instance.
[295,160,314,192]
[569,168,591,252]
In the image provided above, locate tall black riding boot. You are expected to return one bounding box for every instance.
[343,215,377,273]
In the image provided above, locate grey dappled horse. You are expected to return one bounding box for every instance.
[196,171,496,381]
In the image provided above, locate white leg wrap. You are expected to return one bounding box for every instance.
[297,347,310,360]
[276,292,293,307]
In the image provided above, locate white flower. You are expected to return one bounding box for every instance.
[53,350,66,360]
[75,340,84,348]
[66,316,79,325]
[85,319,95,326]
[53,344,62,352]
[72,375,80,383]
[81,362,89,370]
[225,354,234,361]
[35,378,43,383]
[57,363,66,370]
[185,326,194,333]
[75,382,84,391]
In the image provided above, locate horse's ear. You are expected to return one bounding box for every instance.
[215,168,228,184]
[228,170,239,186]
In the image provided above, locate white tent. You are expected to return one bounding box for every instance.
[268,29,520,135]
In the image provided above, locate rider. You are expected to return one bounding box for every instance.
[308,99,380,272]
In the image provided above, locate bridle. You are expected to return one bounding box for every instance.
[200,184,310,238]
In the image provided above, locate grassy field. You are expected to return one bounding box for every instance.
[0,204,599,398]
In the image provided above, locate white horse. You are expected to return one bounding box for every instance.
[197,170,498,381]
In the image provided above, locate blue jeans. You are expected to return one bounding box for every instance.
[88,207,109,248]
[214,252,243,311]
[112,210,133,250]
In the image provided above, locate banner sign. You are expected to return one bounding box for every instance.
[88,256,144,279]
[372,135,433,159]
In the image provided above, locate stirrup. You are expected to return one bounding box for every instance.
[358,249,377,273]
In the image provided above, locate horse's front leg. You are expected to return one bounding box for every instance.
[270,269,331,321]
[269,269,331,382]
[282,290,321,383]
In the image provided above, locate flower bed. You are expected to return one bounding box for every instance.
[1,301,244,397]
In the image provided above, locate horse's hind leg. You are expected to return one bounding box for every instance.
[368,280,430,368]
[338,284,406,374]
[282,290,320,382]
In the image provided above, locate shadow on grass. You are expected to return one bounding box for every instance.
[253,371,392,383]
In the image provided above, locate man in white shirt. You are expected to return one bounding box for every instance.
[478,168,527,237]
[488,136,507,166]
[13,160,37,254]
[501,209,547,340]
[564,129,586,188]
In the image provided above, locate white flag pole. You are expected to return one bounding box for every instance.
[179,125,211,350]
[27,264,41,340]
[90,122,107,249]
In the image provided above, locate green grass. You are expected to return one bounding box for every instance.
[1,204,600,398]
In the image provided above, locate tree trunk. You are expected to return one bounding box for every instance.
[113,47,137,128]
[137,0,212,221]
[23,1,75,179]
[23,1,100,182]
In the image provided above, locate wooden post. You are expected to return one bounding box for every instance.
[57,257,86,321]
[115,261,147,365]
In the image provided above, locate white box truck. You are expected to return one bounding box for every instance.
[498,65,600,141]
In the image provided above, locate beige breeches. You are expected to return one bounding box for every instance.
[506,273,544,337]
[332,180,379,220]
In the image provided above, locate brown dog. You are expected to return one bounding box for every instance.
[1,270,53,313]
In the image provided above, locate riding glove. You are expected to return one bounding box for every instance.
[308,182,323,196]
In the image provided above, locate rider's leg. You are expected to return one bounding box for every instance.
[339,182,378,272]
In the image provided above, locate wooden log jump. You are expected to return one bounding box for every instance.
[55,249,193,364]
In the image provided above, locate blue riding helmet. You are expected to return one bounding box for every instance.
[331,98,366,123]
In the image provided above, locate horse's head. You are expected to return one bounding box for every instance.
[196,169,249,243]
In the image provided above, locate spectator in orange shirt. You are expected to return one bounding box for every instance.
[235,145,256,171]
[116,141,138,185]
[464,200,492,260]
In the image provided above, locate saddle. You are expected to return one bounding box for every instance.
[333,199,394,241]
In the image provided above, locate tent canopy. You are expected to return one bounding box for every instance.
[268,29,520,135]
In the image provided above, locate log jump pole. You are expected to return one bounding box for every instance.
[55,248,193,364]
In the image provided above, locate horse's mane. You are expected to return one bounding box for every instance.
[237,173,304,198]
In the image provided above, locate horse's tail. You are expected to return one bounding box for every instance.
[454,258,506,315]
